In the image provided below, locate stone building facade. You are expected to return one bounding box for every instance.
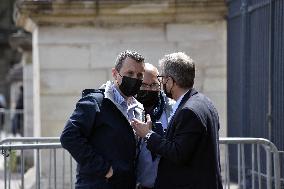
[15,0,227,139]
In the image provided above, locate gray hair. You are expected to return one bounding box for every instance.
[159,52,195,88]
[115,50,145,71]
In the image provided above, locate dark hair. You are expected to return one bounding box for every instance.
[159,52,195,88]
[115,50,145,71]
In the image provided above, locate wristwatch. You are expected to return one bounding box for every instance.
[145,130,155,141]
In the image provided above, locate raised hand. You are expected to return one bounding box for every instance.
[131,114,152,138]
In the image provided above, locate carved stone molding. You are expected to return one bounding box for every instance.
[15,0,227,29]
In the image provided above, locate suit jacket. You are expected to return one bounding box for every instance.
[147,89,223,189]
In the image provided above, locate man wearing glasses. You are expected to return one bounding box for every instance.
[135,63,174,189]
[61,50,145,189]
[132,52,223,189]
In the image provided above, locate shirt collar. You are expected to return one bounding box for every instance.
[112,85,125,105]
[172,90,189,113]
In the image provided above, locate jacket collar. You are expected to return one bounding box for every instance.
[166,88,198,137]
[102,81,144,120]
[176,88,198,112]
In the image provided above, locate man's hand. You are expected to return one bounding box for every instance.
[105,166,113,179]
[131,114,152,138]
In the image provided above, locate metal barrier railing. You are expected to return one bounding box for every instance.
[220,137,281,189]
[0,137,282,189]
[0,137,73,189]
[0,137,59,145]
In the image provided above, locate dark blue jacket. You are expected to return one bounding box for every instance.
[147,89,223,189]
[60,89,138,189]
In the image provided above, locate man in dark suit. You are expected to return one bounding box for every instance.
[132,52,223,189]
[60,50,145,189]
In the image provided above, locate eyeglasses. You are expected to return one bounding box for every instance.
[140,83,160,90]
[157,75,166,83]
[157,75,165,78]
[157,75,174,83]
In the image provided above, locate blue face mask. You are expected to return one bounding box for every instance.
[119,75,142,97]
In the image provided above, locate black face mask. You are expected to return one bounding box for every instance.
[163,79,173,99]
[119,76,142,97]
[136,90,159,108]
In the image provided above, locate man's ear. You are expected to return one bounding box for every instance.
[112,68,117,80]
[169,76,175,86]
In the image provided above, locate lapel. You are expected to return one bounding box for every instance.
[166,88,198,138]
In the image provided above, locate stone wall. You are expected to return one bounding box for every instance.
[35,21,227,137]
[16,0,227,138]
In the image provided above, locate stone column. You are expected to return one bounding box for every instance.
[9,30,33,137]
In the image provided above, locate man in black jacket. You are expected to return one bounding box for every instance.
[60,50,145,189]
[132,52,223,189]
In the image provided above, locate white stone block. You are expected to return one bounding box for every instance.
[194,67,206,91]
[176,40,226,67]
[39,45,91,69]
[23,63,34,137]
[204,91,227,137]
[41,119,67,137]
[40,69,108,95]
[40,95,80,122]
[38,26,166,45]
[194,78,205,92]
[166,22,226,42]
[205,66,227,77]
[203,77,226,93]
[193,66,227,94]
[90,41,177,69]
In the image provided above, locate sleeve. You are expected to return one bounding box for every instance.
[146,108,205,165]
[60,95,111,177]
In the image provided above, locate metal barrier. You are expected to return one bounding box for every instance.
[0,137,74,189]
[220,137,281,189]
[0,137,282,189]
